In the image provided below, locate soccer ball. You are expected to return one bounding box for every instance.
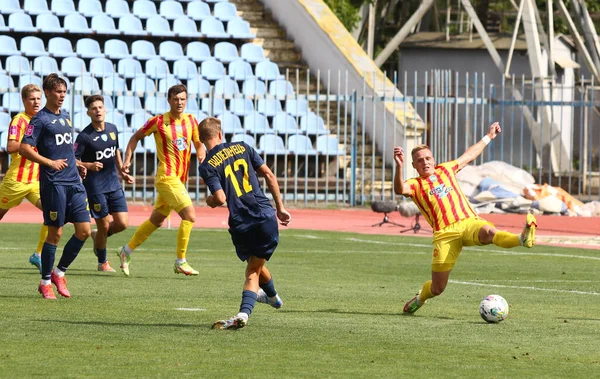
[479,294,509,323]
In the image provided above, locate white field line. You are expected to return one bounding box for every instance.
[174,308,206,312]
[449,280,600,296]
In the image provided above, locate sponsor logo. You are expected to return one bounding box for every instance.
[55,133,73,146]
[51,120,58,124]
[50,211,57,221]
[101,134,108,142]
[9,126,17,136]
[109,132,116,140]
[93,136,100,141]
[94,204,101,212]
[2,197,8,203]
[429,184,454,199]
[96,146,116,160]
[24,124,34,136]
[73,142,78,151]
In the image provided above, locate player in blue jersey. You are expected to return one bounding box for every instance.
[75,94,134,273]
[198,117,291,330]
[20,73,92,300]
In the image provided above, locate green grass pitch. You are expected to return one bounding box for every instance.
[1,223,599,378]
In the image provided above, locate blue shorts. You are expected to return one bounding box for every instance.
[88,189,128,219]
[40,183,90,228]
[229,215,279,262]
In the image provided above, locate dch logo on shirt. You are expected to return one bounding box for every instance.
[55,133,73,145]
[96,146,116,160]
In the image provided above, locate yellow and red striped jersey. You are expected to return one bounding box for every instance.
[404,160,477,231]
[141,112,200,182]
[4,112,39,184]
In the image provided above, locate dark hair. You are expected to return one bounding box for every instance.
[198,117,221,142]
[42,73,68,92]
[85,94,104,109]
[167,84,187,100]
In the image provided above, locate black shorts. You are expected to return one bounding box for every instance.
[229,215,279,262]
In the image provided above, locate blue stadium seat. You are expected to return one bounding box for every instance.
[6,55,32,76]
[241,43,266,64]
[144,134,157,153]
[130,110,153,128]
[102,74,127,94]
[133,0,157,19]
[258,134,287,155]
[186,78,211,96]
[105,0,130,18]
[33,56,59,76]
[91,14,120,35]
[2,92,23,113]
[173,16,203,38]
[76,38,104,59]
[145,59,170,80]
[62,94,85,113]
[9,12,38,33]
[195,110,209,123]
[272,112,300,135]
[285,98,309,117]
[257,98,282,117]
[145,94,169,114]
[20,36,48,58]
[106,110,127,130]
[186,41,212,63]
[316,135,345,156]
[0,74,15,90]
[116,95,143,114]
[147,15,175,38]
[231,134,261,153]
[0,16,8,32]
[51,0,77,16]
[159,41,186,61]
[36,13,64,33]
[132,40,159,60]
[119,130,145,153]
[48,37,77,58]
[71,111,91,131]
[119,15,147,36]
[74,74,100,93]
[229,98,254,117]
[214,42,239,64]
[214,2,238,22]
[244,112,274,135]
[214,77,240,98]
[269,79,295,99]
[186,1,211,21]
[78,0,103,17]
[242,77,266,97]
[287,134,317,155]
[117,58,144,79]
[255,60,282,81]
[0,36,19,56]
[228,59,253,81]
[218,111,245,135]
[173,59,198,80]
[228,17,255,39]
[103,95,114,110]
[186,97,200,112]
[18,74,42,89]
[300,112,329,135]
[201,97,225,115]
[131,75,156,94]
[201,17,229,39]
[157,75,181,93]
[104,39,130,60]
[24,0,50,15]
[89,57,115,77]
[0,0,21,15]
[200,59,226,81]
[204,0,228,3]
[64,13,90,34]
[160,0,185,20]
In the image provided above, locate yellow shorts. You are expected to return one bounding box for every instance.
[0,178,41,210]
[431,218,494,272]
[154,175,192,216]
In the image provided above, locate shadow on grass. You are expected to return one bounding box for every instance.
[37,319,209,328]
[282,308,400,316]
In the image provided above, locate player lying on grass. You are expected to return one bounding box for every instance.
[393,122,537,314]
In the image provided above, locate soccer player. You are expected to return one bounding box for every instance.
[198,117,290,330]
[118,84,205,276]
[75,94,134,273]
[20,73,92,300]
[394,122,537,314]
[0,84,47,271]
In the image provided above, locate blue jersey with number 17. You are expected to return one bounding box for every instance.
[199,141,274,233]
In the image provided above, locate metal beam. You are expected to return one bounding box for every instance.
[459,0,505,71]
[573,0,600,75]
[367,2,376,58]
[505,0,525,77]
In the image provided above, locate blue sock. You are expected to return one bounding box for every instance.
[96,248,107,264]
[260,278,278,298]
[239,290,258,316]
[57,235,85,272]
[41,242,57,281]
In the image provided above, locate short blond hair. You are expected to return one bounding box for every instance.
[21,84,41,100]
[198,117,221,142]
[411,144,431,160]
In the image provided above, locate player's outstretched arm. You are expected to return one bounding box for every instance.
[393,146,411,196]
[256,164,290,226]
[122,129,145,175]
[19,144,68,171]
[456,122,501,170]
[194,141,206,164]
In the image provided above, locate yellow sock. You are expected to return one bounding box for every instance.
[418,280,434,303]
[35,224,48,254]
[176,220,194,259]
[492,231,520,248]
[127,220,158,251]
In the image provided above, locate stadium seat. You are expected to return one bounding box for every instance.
[287,134,317,155]
[241,43,266,64]
[119,15,147,36]
[218,111,245,135]
[61,57,87,77]
[18,74,42,89]
[241,77,266,97]
[105,0,130,18]
[51,0,77,16]
[106,110,127,130]
[117,58,144,79]
[195,110,209,123]
[2,92,23,112]
[272,112,300,135]
[20,36,48,58]
[116,95,143,114]
[201,17,229,39]
[285,98,309,117]
[145,58,170,79]
[36,13,64,33]
[102,74,127,94]
[74,74,100,93]
[214,42,239,64]
[91,14,120,35]
[300,112,329,135]
[228,17,255,39]
[173,59,198,80]
[204,0,228,3]
[9,12,38,33]
[157,75,181,93]
[214,77,240,97]
[48,37,77,58]
[24,0,50,16]
[185,97,199,112]
[64,13,90,34]
[0,16,8,32]
[104,39,130,60]
[258,134,287,155]
[316,135,345,156]
[131,75,156,95]
[0,113,11,134]
[6,55,32,76]
[186,1,211,21]
[0,0,21,15]
[103,95,114,110]
[231,134,261,153]
[201,98,225,116]
[229,98,254,117]
[144,134,157,153]
[160,0,185,20]
[145,94,169,114]
[64,94,85,113]
[131,40,159,60]
[89,57,115,77]
[0,74,15,90]
[214,3,238,22]
[76,38,104,59]
[173,16,203,38]
[71,111,91,131]
[257,98,282,117]
[147,15,175,38]
[269,79,295,99]
[0,36,19,56]
[186,78,210,96]
[159,41,186,62]
[32,57,59,80]
[200,59,226,81]
[119,130,144,153]
[130,110,153,128]
[133,0,157,19]
[78,0,103,18]
[228,59,253,81]
[244,112,274,135]
[186,42,212,63]
[255,60,282,81]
